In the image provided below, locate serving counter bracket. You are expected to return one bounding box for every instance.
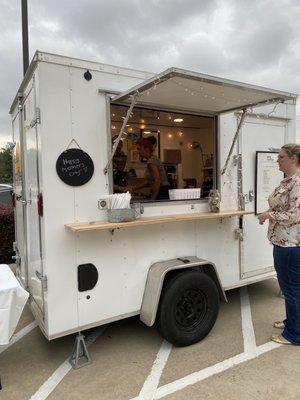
[65,210,253,233]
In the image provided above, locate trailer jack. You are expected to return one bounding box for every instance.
[69,332,92,369]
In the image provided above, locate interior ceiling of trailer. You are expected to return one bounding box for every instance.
[111,105,214,129]
[112,69,296,114]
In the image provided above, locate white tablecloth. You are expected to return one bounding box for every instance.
[0,264,29,345]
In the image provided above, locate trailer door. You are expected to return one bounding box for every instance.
[240,116,286,278]
[12,112,27,287]
[22,83,44,313]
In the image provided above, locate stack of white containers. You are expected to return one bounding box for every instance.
[168,188,201,200]
[104,192,131,209]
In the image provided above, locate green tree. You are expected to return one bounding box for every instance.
[0,143,14,184]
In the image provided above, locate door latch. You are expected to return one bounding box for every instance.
[248,189,254,202]
[15,194,31,205]
[21,199,31,205]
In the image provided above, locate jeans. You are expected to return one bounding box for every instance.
[273,245,300,344]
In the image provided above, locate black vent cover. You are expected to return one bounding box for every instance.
[78,264,98,292]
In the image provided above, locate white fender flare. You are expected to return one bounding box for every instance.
[140,256,227,327]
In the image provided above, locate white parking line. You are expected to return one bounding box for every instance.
[154,341,282,399]
[240,286,257,355]
[0,321,38,355]
[29,325,107,400]
[155,352,249,399]
[29,360,72,400]
[137,340,172,400]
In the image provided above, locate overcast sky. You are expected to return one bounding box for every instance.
[1,0,300,146]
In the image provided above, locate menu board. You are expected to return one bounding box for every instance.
[255,151,283,214]
[56,148,94,186]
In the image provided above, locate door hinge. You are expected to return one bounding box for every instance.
[36,270,47,291]
[22,199,32,205]
[235,228,244,241]
[30,108,41,128]
[240,191,254,208]
[20,199,31,205]
[12,254,21,266]
[16,194,31,206]
[12,242,21,265]
[233,154,242,166]
[239,194,246,210]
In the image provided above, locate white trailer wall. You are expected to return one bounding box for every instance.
[38,61,153,336]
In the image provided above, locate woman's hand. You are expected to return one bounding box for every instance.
[124,186,133,193]
[113,184,126,192]
[258,211,270,225]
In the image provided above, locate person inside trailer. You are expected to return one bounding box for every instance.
[129,138,170,200]
[147,135,157,151]
[112,136,128,193]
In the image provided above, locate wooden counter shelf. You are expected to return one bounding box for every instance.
[65,210,253,233]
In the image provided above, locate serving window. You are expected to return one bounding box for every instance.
[110,104,215,202]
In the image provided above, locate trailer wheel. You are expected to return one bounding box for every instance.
[157,270,219,346]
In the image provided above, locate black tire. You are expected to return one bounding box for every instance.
[156,270,220,346]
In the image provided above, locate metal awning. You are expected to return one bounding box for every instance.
[111,68,297,114]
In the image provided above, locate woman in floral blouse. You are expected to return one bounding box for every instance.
[258,143,300,345]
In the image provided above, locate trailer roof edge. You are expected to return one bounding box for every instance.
[9,50,39,114]
[9,51,156,114]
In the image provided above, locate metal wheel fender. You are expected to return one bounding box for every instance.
[140,256,227,327]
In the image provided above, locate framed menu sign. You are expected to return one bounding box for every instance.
[56,148,94,186]
[255,151,283,215]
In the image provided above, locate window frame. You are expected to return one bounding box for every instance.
[108,101,218,205]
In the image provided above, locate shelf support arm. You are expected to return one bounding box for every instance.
[221,109,247,175]
[103,92,139,175]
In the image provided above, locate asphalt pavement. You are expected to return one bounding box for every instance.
[1,278,299,400]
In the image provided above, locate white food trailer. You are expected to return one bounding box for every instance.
[10,51,297,366]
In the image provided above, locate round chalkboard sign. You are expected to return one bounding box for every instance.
[56,148,94,186]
